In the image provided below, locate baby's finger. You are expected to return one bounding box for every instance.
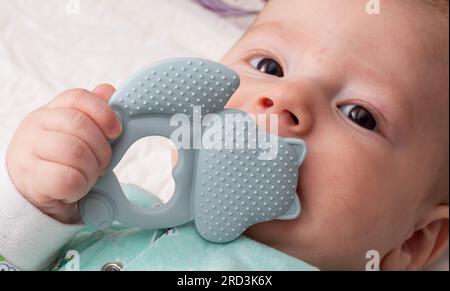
[47,89,122,139]
[34,131,99,189]
[34,159,90,204]
[92,84,116,102]
[38,108,112,171]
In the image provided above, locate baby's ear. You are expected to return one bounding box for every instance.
[382,205,449,271]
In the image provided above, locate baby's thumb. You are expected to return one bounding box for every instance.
[92,83,116,101]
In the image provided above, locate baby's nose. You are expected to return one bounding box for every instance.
[250,95,312,137]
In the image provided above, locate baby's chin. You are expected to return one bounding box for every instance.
[245,221,351,270]
[243,217,324,267]
[244,220,283,246]
[244,214,303,246]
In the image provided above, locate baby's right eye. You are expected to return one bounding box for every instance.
[249,58,284,78]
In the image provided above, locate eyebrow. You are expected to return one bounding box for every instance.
[245,21,298,43]
[347,60,413,131]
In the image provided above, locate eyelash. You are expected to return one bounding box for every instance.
[338,104,378,131]
[245,50,285,71]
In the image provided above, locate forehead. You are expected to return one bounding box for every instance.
[252,0,442,66]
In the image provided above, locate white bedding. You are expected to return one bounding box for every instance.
[0,0,447,271]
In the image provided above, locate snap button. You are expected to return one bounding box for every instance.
[101,262,123,271]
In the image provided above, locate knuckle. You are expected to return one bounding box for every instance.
[67,88,90,100]
[92,96,107,112]
[93,101,113,125]
[23,108,44,126]
[69,111,90,132]
[47,88,90,111]
[56,88,89,106]
[64,89,91,109]
[47,168,87,200]
[60,168,87,195]
[69,140,88,161]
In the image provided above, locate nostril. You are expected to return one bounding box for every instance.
[289,111,300,125]
[260,97,274,108]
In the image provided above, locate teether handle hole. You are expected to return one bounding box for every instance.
[113,136,176,207]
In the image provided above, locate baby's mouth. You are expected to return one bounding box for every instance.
[224,106,306,208]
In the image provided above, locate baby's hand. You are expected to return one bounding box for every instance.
[6,85,122,223]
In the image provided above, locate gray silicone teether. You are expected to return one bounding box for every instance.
[79,58,308,243]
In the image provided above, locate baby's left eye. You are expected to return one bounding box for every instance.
[249,57,284,77]
[339,104,378,131]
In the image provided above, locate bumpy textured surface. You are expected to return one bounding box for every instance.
[79,58,307,244]
[109,58,239,119]
[194,111,306,242]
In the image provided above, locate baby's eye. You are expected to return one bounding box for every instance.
[249,58,284,77]
[339,104,377,131]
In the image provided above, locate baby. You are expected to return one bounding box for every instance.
[1,0,448,271]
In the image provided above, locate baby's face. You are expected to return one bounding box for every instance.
[221,0,448,270]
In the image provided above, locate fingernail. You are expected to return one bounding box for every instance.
[110,114,123,138]
[113,120,123,137]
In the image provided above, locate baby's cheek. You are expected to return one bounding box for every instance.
[297,137,393,249]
